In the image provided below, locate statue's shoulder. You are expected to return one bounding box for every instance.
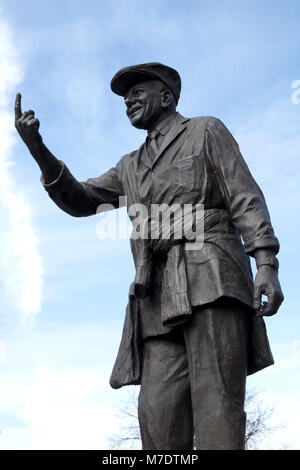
[179,115,222,137]
[187,116,236,142]
[121,144,143,160]
[116,146,143,172]
[187,115,221,127]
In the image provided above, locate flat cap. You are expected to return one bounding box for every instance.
[110,62,181,104]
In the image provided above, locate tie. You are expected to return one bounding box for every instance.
[148,129,160,155]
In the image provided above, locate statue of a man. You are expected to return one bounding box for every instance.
[15,62,284,450]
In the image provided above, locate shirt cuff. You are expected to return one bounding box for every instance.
[244,235,280,256]
[40,162,65,187]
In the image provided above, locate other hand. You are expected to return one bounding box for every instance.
[253,265,284,316]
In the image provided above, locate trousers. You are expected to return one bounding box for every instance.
[138,299,250,450]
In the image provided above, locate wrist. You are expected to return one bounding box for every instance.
[29,139,44,158]
[256,256,279,272]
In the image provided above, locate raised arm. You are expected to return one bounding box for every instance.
[15,93,124,217]
[15,93,63,182]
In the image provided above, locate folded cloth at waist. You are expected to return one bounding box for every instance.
[132,205,205,327]
[134,241,192,328]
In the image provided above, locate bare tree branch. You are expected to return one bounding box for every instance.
[245,387,280,450]
[108,388,141,450]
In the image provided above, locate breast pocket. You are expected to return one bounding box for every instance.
[174,154,204,193]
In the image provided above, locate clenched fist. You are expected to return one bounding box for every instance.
[15,93,43,150]
[253,265,284,316]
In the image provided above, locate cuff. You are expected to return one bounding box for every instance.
[40,162,65,187]
[244,235,280,256]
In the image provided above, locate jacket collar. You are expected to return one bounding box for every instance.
[141,112,190,168]
[147,112,177,137]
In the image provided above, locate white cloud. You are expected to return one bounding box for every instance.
[0,363,119,450]
[0,15,43,318]
[258,393,300,450]
[0,321,127,450]
[23,365,117,450]
[0,340,6,365]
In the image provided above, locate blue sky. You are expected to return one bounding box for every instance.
[0,0,299,449]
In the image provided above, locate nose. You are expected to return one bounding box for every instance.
[125,94,135,107]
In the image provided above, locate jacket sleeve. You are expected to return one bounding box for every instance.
[41,160,124,217]
[205,117,279,255]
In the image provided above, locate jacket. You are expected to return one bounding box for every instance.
[41,113,279,387]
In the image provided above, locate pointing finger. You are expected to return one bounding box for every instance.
[15,93,22,120]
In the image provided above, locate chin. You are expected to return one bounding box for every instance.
[132,122,148,130]
[129,116,148,130]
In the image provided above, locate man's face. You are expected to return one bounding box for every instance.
[124,80,164,130]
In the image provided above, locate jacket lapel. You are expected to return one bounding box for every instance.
[140,144,152,169]
[137,113,190,170]
[152,113,190,167]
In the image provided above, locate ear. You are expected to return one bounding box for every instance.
[161,90,173,108]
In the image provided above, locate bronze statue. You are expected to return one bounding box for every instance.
[15,62,284,450]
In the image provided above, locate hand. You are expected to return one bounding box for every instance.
[253,265,284,316]
[15,93,43,150]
